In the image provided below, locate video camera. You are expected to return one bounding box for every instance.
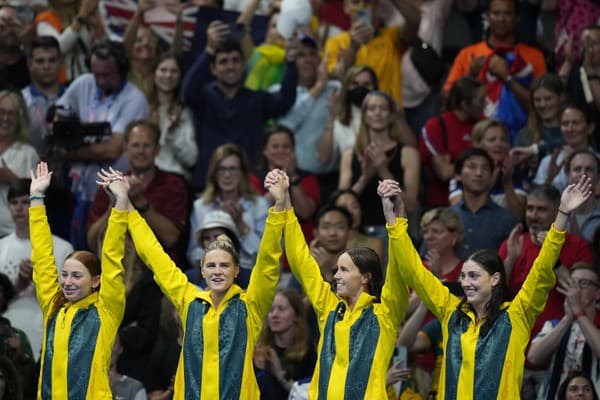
[48,106,112,150]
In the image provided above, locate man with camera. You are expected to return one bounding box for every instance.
[54,39,149,249]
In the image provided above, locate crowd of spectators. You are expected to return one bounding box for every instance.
[0,0,599,397]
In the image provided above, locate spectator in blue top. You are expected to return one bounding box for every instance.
[451,147,518,257]
[182,21,299,192]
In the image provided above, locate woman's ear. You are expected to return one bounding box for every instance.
[92,275,101,290]
[361,271,372,285]
[491,272,501,287]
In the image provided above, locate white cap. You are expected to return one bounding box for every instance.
[197,210,238,237]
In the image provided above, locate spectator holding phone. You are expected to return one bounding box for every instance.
[182,21,299,192]
[324,0,420,106]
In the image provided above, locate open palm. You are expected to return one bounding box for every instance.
[560,175,593,213]
[30,162,52,195]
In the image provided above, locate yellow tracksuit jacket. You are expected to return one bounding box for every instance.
[283,210,409,399]
[392,218,566,400]
[32,206,127,399]
[127,209,283,399]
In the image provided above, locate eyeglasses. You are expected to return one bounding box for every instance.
[574,278,600,289]
[217,166,241,174]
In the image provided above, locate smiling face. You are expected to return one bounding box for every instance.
[459,259,500,311]
[571,268,600,310]
[561,107,593,149]
[211,50,245,89]
[59,258,100,303]
[486,0,518,40]
[334,252,370,302]
[154,57,181,94]
[201,249,239,297]
[263,131,294,170]
[125,125,159,174]
[132,26,159,65]
[267,293,297,334]
[567,152,599,186]
[475,126,510,163]
[533,87,562,125]
[422,220,458,254]
[216,154,243,194]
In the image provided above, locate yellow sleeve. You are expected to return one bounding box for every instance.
[30,206,61,317]
[388,219,458,320]
[324,33,350,72]
[283,209,338,318]
[128,211,197,312]
[98,208,128,326]
[380,218,410,328]
[245,208,284,339]
[511,224,565,327]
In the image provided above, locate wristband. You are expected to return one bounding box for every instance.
[575,310,587,319]
[558,209,571,216]
[29,194,46,200]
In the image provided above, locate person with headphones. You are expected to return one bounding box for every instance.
[54,39,150,250]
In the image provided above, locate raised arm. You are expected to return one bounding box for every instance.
[246,170,289,327]
[377,180,409,328]
[264,39,299,118]
[513,174,593,325]
[181,21,225,105]
[378,179,457,319]
[29,162,60,315]
[283,183,337,317]
[95,168,129,323]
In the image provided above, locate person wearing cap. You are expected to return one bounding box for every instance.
[126,169,289,399]
[269,34,341,200]
[185,210,243,289]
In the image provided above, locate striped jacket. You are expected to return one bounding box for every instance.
[127,209,283,399]
[283,210,409,399]
[392,218,565,400]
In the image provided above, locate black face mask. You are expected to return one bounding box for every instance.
[347,86,370,107]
